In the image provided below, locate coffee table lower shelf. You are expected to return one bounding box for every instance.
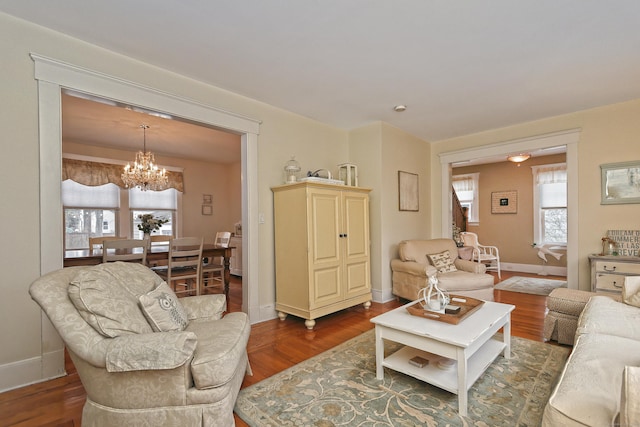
[382,339,505,395]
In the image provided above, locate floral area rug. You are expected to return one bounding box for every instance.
[235,329,569,426]
[494,276,567,296]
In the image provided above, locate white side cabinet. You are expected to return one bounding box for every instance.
[589,254,640,294]
[272,181,372,329]
[229,236,242,276]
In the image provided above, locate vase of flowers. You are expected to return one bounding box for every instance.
[137,214,169,239]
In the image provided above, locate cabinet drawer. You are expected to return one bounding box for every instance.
[594,273,626,292]
[594,261,640,275]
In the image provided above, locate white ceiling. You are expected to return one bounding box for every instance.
[3,1,640,149]
[62,92,241,163]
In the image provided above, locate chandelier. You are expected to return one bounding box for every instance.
[121,124,168,191]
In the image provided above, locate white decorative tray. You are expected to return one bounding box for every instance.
[298,177,345,185]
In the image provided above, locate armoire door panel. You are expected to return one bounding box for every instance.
[310,192,340,262]
[344,261,370,296]
[311,266,342,307]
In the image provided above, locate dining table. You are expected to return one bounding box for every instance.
[63,244,235,301]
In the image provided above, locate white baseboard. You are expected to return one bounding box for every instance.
[501,262,567,277]
[0,349,65,393]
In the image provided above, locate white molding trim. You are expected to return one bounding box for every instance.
[439,129,580,289]
[501,262,567,277]
[31,54,262,389]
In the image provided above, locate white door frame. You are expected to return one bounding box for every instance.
[33,54,261,378]
[439,129,580,288]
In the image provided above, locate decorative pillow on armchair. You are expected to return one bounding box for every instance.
[139,282,189,332]
[427,250,458,274]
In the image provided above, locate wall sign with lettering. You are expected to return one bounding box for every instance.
[607,230,640,256]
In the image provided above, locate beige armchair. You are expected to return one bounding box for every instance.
[391,238,495,301]
[29,262,251,427]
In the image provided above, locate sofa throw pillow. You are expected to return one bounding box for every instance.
[68,264,154,338]
[139,282,189,332]
[622,276,640,308]
[427,250,458,274]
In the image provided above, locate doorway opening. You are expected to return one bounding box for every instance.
[439,129,580,288]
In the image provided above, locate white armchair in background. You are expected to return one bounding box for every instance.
[460,231,501,279]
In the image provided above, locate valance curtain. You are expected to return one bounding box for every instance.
[452,175,475,192]
[62,158,184,192]
[535,164,567,184]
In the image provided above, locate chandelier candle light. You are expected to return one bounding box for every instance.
[121,124,168,191]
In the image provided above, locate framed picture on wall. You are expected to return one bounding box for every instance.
[601,161,640,204]
[491,190,517,214]
[398,171,419,211]
[202,205,213,215]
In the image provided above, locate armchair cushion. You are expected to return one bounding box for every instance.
[68,263,155,337]
[181,294,227,322]
[188,312,251,389]
[106,331,197,372]
[427,250,457,273]
[139,282,189,332]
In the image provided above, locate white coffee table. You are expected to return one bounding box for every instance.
[370,299,515,416]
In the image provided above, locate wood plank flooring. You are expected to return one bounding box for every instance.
[0,271,563,426]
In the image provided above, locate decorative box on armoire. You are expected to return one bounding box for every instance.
[272,181,372,329]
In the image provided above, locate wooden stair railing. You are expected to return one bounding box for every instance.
[452,186,468,232]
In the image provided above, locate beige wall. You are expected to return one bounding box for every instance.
[349,122,430,301]
[454,153,566,268]
[63,141,242,240]
[432,99,640,289]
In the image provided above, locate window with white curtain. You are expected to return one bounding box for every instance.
[62,181,120,250]
[532,163,567,245]
[62,180,179,250]
[129,187,177,239]
[452,173,480,224]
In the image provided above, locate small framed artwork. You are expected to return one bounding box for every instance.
[398,171,419,211]
[203,194,212,204]
[491,190,517,214]
[601,161,640,205]
[202,205,213,215]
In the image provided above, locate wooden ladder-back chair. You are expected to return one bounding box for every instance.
[460,231,501,279]
[202,231,231,292]
[89,236,126,253]
[152,237,204,296]
[102,239,148,264]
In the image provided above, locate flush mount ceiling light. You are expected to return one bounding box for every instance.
[507,153,531,164]
[393,105,407,112]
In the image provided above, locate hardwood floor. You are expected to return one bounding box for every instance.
[0,271,563,426]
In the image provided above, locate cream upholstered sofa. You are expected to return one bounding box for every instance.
[29,262,251,427]
[543,276,640,426]
[391,239,495,301]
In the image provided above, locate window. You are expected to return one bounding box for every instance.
[533,164,567,245]
[62,180,178,250]
[129,187,177,238]
[452,173,479,224]
[62,181,120,250]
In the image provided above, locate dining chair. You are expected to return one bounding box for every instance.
[102,239,148,264]
[460,231,501,279]
[149,235,173,245]
[152,237,204,296]
[201,231,231,292]
[89,236,126,253]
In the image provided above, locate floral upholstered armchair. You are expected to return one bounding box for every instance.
[29,262,251,427]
